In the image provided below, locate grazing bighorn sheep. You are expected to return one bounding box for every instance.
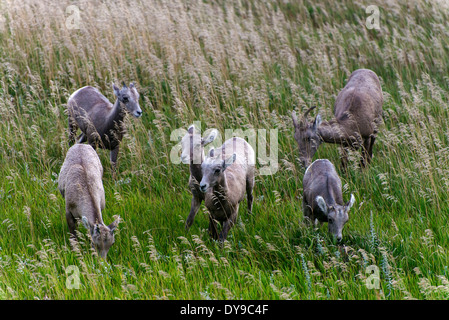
[181,124,218,230]
[292,69,383,169]
[67,82,142,168]
[302,159,355,241]
[199,137,255,241]
[58,144,120,259]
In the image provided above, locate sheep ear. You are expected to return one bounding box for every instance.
[313,114,322,130]
[202,129,218,146]
[81,216,91,230]
[113,84,121,97]
[108,219,119,233]
[209,147,215,157]
[129,82,135,88]
[292,110,299,128]
[315,196,328,215]
[345,194,355,211]
[187,125,195,134]
[223,153,236,170]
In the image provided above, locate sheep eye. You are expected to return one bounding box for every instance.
[122,96,129,103]
[328,218,333,224]
[214,169,221,175]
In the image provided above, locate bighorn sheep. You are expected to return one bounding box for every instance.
[58,144,120,259]
[292,69,383,169]
[199,137,255,241]
[67,82,142,168]
[181,124,218,230]
[302,159,355,241]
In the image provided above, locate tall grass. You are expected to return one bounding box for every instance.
[0,0,448,299]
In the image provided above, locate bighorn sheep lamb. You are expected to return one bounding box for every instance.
[58,144,120,259]
[67,82,142,168]
[302,159,355,241]
[181,124,218,230]
[199,137,255,241]
[292,69,383,169]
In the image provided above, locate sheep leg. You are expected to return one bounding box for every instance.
[77,133,87,144]
[110,147,119,178]
[66,209,78,240]
[302,198,313,224]
[360,137,371,168]
[110,147,119,166]
[246,177,254,215]
[185,196,201,231]
[368,134,376,161]
[219,205,239,242]
[68,117,78,146]
[87,135,97,151]
[208,216,219,240]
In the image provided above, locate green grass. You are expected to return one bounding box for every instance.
[0,0,448,299]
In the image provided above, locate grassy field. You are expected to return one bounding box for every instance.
[0,0,448,300]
